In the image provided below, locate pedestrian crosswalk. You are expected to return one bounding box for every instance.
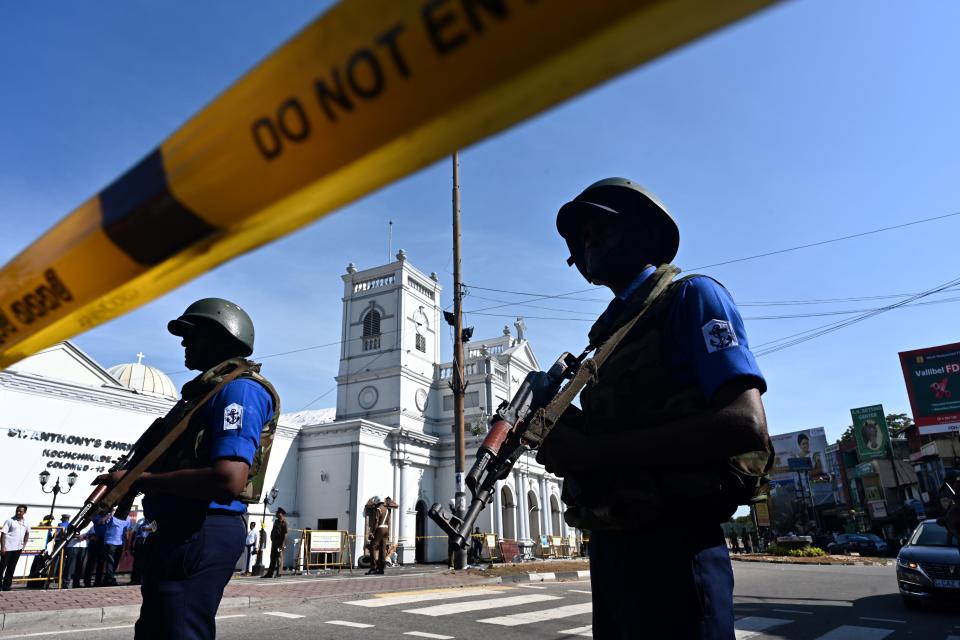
[280,587,960,639]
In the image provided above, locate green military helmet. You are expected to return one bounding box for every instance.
[556,177,680,272]
[167,297,255,356]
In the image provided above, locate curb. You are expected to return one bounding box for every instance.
[496,570,590,584]
[731,556,893,567]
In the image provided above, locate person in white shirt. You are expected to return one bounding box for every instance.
[244,522,258,575]
[0,505,31,591]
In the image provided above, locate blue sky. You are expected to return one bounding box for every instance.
[3,0,960,444]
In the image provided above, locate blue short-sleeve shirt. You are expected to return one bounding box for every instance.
[617,269,765,400]
[143,377,273,520]
[200,378,272,512]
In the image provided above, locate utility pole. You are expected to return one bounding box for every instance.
[451,151,468,570]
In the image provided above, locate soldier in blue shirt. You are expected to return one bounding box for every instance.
[537,178,772,639]
[95,298,279,640]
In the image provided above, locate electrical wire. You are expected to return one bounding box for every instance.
[753,274,960,357]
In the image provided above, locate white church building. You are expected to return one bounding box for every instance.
[0,252,572,568]
[273,252,572,564]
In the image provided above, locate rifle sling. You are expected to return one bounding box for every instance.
[527,265,680,443]
[99,359,256,508]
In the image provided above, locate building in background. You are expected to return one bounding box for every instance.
[263,252,568,565]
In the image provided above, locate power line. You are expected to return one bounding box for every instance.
[464,210,960,303]
[688,211,960,270]
[754,274,960,357]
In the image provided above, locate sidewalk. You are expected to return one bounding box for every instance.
[0,566,494,632]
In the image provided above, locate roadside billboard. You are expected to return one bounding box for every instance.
[769,427,834,507]
[899,342,960,435]
[850,404,890,461]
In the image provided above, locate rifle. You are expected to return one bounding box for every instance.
[428,265,680,549]
[39,358,257,573]
[428,352,583,548]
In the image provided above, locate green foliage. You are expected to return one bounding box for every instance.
[765,544,826,557]
[886,412,914,434]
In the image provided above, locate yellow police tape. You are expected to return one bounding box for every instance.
[0,0,777,367]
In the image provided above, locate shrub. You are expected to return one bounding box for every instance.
[787,547,826,558]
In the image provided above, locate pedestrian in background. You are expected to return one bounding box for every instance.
[0,505,30,591]
[129,518,154,585]
[98,509,128,587]
[366,497,389,575]
[262,508,288,578]
[244,521,258,575]
[84,516,106,587]
[64,529,86,589]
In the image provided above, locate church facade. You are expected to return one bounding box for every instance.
[269,252,572,564]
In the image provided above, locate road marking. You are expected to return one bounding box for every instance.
[215,615,247,620]
[0,626,136,639]
[404,633,454,639]
[568,589,592,595]
[264,612,306,619]
[325,620,375,628]
[517,584,547,589]
[347,587,509,607]
[734,617,793,639]
[559,625,593,638]
[405,594,561,616]
[772,608,813,615]
[859,617,905,624]
[478,602,592,626]
[814,626,893,640]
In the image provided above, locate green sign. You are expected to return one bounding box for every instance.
[850,404,890,461]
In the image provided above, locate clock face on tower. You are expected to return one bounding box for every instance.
[358,385,378,410]
[414,388,428,411]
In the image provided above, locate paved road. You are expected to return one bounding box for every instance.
[1,563,957,639]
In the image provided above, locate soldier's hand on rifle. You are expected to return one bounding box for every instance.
[93,470,129,489]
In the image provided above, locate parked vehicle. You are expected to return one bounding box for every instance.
[861,533,890,556]
[896,519,960,609]
[826,533,878,556]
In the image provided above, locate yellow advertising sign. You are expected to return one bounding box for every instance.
[0,0,777,367]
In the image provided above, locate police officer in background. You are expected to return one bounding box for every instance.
[536,179,771,639]
[95,298,279,639]
[262,508,288,578]
[366,497,390,575]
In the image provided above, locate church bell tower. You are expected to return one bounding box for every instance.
[335,251,442,432]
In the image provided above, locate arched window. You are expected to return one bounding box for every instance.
[362,310,381,351]
[501,485,516,541]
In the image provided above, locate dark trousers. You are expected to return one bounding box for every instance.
[264,543,282,577]
[135,514,245,640]
[590,526,734,640]
[84,542,103,586]
[244,545,255,573]
[63,547,83,587]
[0,550,22,590]
[101,543,120,586]
[130,538,146,584]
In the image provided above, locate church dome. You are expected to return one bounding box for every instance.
[108,354,179,400]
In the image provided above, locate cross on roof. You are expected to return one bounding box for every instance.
[136,352,145,365]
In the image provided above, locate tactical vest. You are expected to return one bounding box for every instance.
[563,269,772,531]
[153,358,281,504]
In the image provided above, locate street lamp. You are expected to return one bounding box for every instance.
[39,471,77,520]
[252,487,279,576]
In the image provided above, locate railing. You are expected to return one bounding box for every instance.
[408,276,435,299]
[467,344,506,358]
[353,274,395,292]
[363,335,381,351]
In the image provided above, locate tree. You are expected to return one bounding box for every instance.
[886,413,914,435]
